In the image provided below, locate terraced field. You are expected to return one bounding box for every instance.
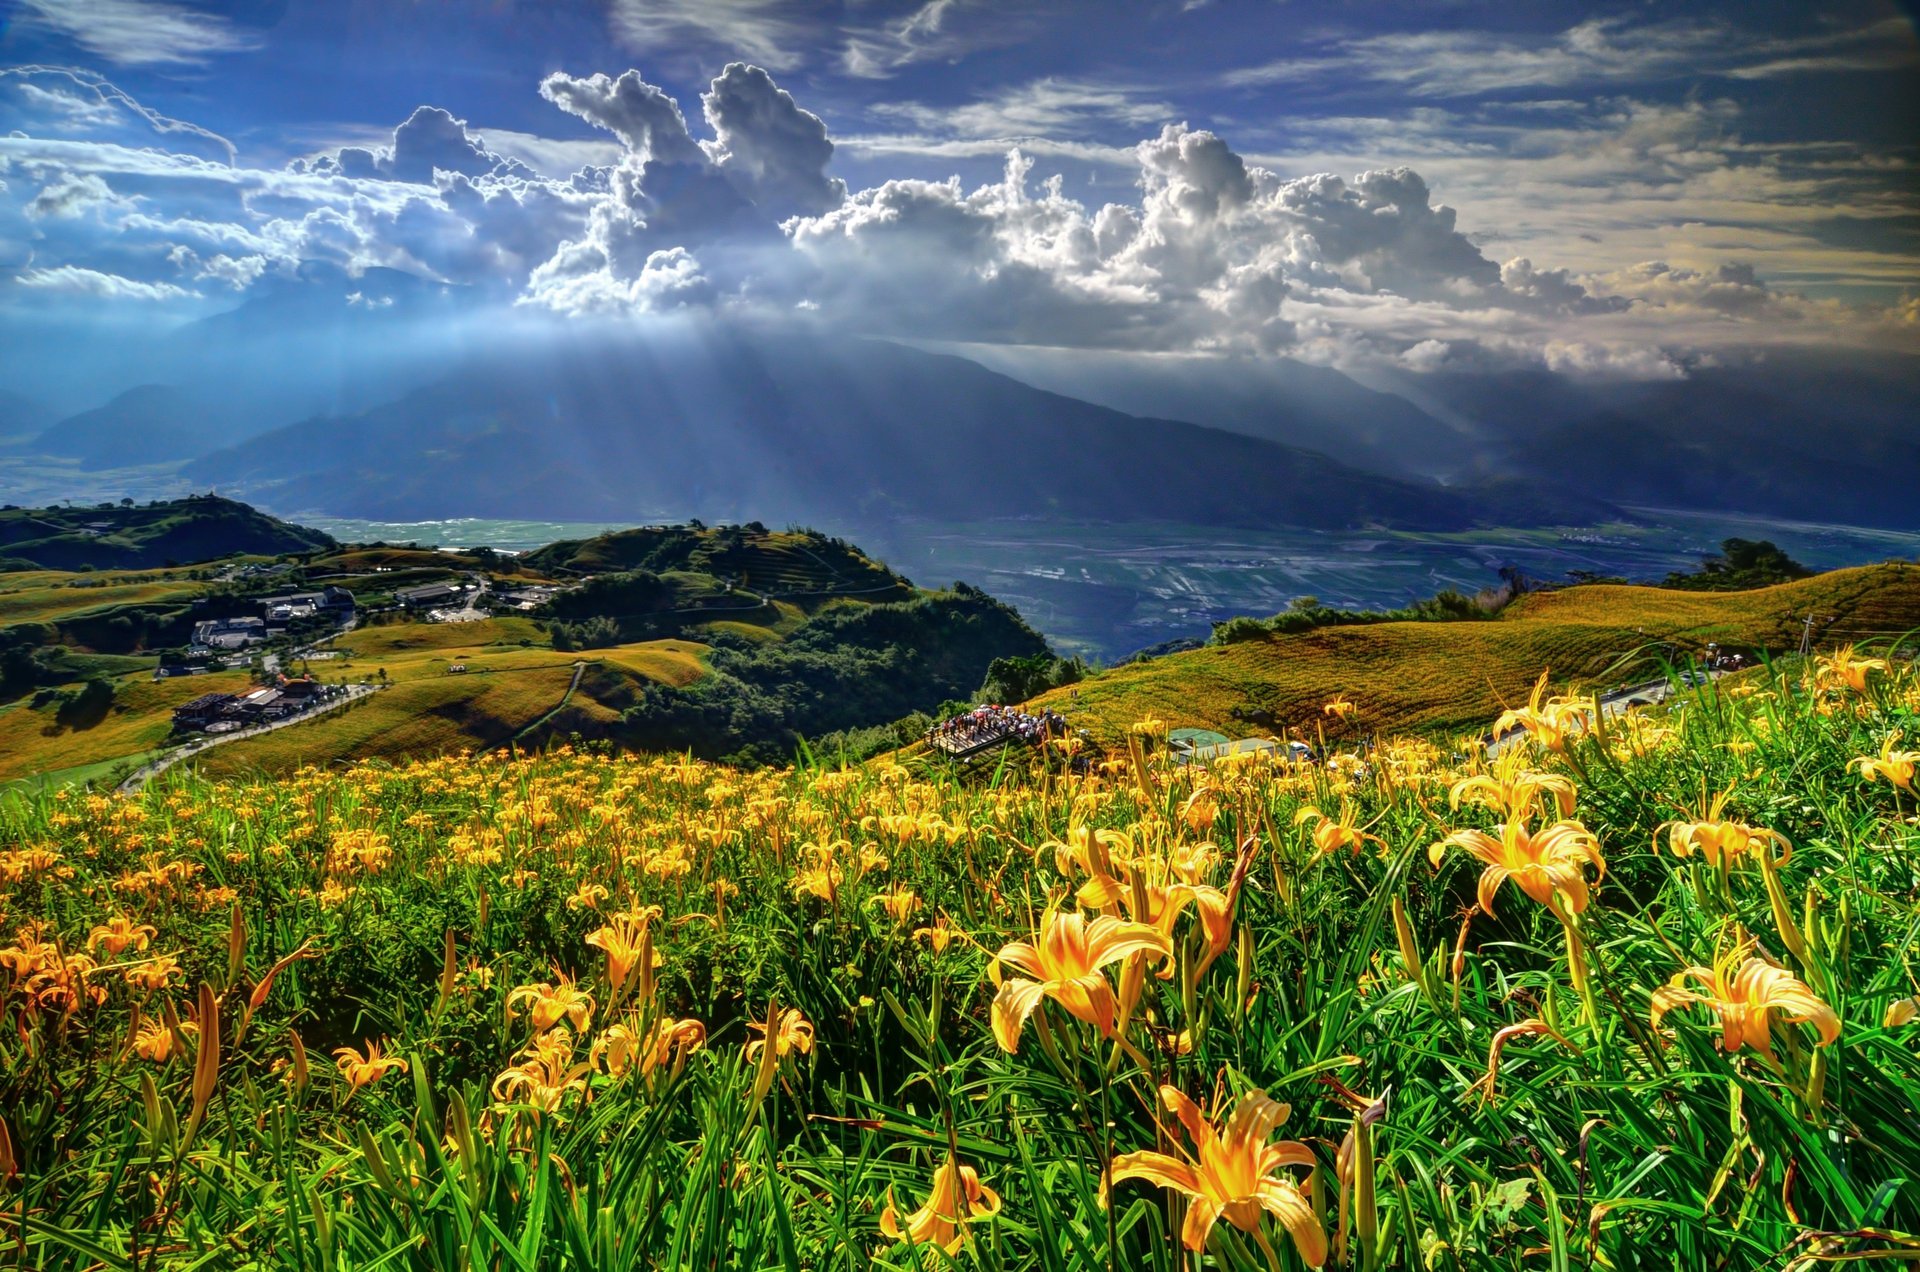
[1035,562,1920,745]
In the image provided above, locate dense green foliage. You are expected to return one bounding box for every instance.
[615,583,1050,762]
[1211,587,1495,645]
[1663,538,1816,591]
[0,496,335,572]
[525,522,910,599]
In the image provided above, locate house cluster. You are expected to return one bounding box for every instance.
[395,581,468,610]
[188,586,354,656]
[491,584,560,611]
[171,677,336,734]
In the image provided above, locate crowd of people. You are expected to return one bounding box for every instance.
[927,704,1069,755]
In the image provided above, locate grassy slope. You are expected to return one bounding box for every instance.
[1036,562,1920,745]
[0,670,255,783]
[193,638,709,778]
[0,569,207,627]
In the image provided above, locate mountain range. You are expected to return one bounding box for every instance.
[7,266,1918,534]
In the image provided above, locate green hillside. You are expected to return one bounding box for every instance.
[0,494,335,571]
[1031,562,1920,745]
[525,521,912,596]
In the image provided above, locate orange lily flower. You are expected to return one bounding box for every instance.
[1650,942,1840,1057]
[87,915,156,957]
[123,954,185,992]
[1449,750,1577,822]
[1108,1085,1325,1264]
[1815,645,1886,696]
[989,908,1171,1052]
[1494,672,1592,753]
[1294,802,1385,859]
[1428,819,1604,916]
[492,1028,591,1113]
[744,1004,815,1066]
[879,1154,1002,1254]
[506,974,595,1034]
[585,911,661,998]
[1852,732,1918,793]
[333,1039,409,1091]
[1656,791,1790,868]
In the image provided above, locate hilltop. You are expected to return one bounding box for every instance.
[0,515,1049,786]
[1029,562,1920,745]
[0,495,335,572]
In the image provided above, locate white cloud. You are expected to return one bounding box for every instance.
[14,0,259,67]
[15,263,198,300]
[2,58,1910,374]
[295,107,534,185]
[870,76,1176,140]
[1224,15,1918,97]
[700,63,846,218]
[841,0,1028,78]
[608,0,813,72]
[2,66,236,164]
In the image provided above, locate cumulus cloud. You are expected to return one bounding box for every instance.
[700,63,846,218]
[297,107,534,185]
[1,58,1906,372]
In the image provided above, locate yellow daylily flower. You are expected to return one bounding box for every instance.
[1448,750,1577,822]
[1656,791,1791,868]
[87,915,156,957]
[1108,1085,1325,1265]
[506,975,596,1034]
[1815,645,1886,696]
[123,953,185,992]
[585,910,662,998]
[1494,672,1593,753]
[1650,942,1840,1057]
[132,1016,192,1063]
[1852,732,1919,792]
[989,908,1171,1052]
[595,1015,706,1080]
[744,1004,815,1067]
[879,1154,1002,1254]
[1293,802,1385,859]
[1428,819,1605,916]
[333,1039,409,1092]
[869,884,922,926]
[745,1000,815,1105]
[492,1027,591,1113]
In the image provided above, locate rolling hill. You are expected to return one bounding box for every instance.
[0,495,336,572]
[1028,562,1920,746]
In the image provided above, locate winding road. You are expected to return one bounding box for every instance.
[117,684,383,794]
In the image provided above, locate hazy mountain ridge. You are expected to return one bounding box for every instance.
[3,269,1916,532]
[186,331,1588,532]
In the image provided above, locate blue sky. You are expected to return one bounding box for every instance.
[2,0,1916,377]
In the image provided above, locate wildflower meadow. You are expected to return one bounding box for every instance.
[2,649,1917,1269]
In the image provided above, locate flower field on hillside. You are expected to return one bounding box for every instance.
[2,651,1917,1269]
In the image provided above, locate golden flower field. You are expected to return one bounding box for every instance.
[2,647,1918,1269]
